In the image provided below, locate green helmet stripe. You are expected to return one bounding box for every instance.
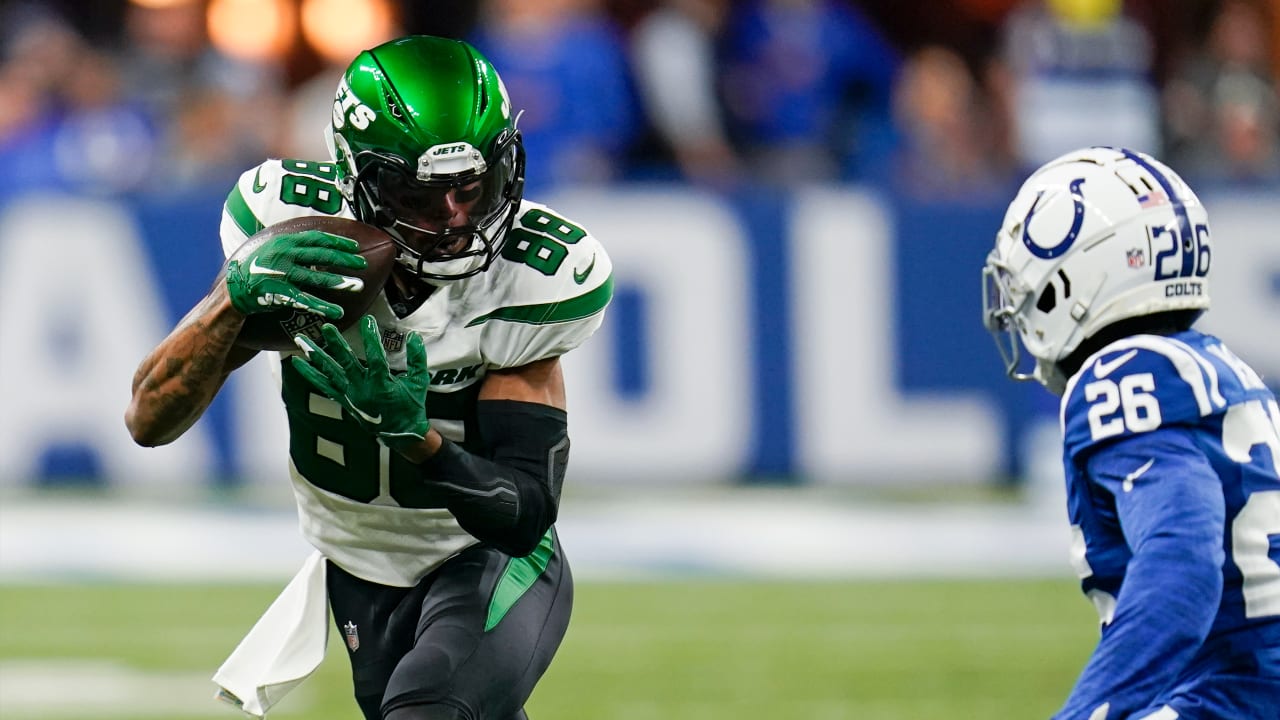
[339,37,512,164]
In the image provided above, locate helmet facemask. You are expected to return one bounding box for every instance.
[982,252,1034,384]
[982,170,1088,392]
[341,129,525,284]
[984,242,1091,396]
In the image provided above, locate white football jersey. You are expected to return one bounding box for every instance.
[220,158,612,586]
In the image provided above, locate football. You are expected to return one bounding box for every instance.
[227,216,397,351]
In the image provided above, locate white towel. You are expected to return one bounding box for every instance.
[212,550,330,717]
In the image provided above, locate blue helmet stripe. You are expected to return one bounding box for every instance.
[1120,148,1195,277]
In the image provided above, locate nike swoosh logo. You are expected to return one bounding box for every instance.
[573,254,596,285]
[347,401,381,425]
[330,276,364,292]
[252,167,267,194]
[1122,458,1154,492]
[1093,349,1139,379]
[248,258,286,276]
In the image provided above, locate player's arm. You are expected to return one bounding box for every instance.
[126,225,368,447]
[125,284,258,447]
[410,355,568,557]
[1054,428,1224,720]
[291,317,568,557]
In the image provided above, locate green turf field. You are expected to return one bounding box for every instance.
[0,579,1096,719]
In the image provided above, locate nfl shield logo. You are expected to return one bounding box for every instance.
[343,621,360,652]
[381,329,406,353]
[1126,248,1146,268]
[282,311,324,342]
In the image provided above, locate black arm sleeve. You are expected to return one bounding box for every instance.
[418,400,569,557]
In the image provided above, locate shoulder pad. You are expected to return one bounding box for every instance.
[469,201,613,367]
[1062,334,1228,458]
[220,159,353,257]
[474,201,613,320]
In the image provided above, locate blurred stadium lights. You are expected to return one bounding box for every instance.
[301,0,399,65]
[126,0,196,8]
[198,0,399,65]
[207,0,296,61]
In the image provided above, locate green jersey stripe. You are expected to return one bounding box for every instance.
[466,275,613,328]
[226,183,264,238]
[484,528,556,631]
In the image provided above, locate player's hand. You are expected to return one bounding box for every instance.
[290,315,430,451]
[225,230,368,320]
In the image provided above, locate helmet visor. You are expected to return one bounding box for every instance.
[373,147,513,242]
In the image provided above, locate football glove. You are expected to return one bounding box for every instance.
[290,315,430,452]
[225,230,367,320]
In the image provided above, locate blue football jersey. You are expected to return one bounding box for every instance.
[1055,330,1280,720]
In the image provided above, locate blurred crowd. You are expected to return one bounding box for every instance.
[2,0,1278,201]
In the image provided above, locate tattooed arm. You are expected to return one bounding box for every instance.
[125,284,259,447]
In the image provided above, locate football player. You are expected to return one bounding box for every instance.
[983,146,1280,719]
[126,36,612,720]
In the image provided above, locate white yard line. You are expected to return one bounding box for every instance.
[0,494,1075,582]
[0,659,315,718]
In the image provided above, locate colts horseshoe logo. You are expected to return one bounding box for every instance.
[1022,178,1086,259]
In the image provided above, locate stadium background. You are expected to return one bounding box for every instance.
[1,0,1278,718]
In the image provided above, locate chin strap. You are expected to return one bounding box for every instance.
[1035,358,1069,396]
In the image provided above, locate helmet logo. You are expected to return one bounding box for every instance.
[1022,178,1086,259]
[333,78,375,131]
[417,142,486,179]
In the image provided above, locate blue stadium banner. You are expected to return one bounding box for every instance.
[1,187,1276,489]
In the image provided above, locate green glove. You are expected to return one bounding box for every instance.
[290,315,430,451]
[226,230,368,320]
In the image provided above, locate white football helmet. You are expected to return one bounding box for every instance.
[982,147,1212,392]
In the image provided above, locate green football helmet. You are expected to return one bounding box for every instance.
[325,35,525,283]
